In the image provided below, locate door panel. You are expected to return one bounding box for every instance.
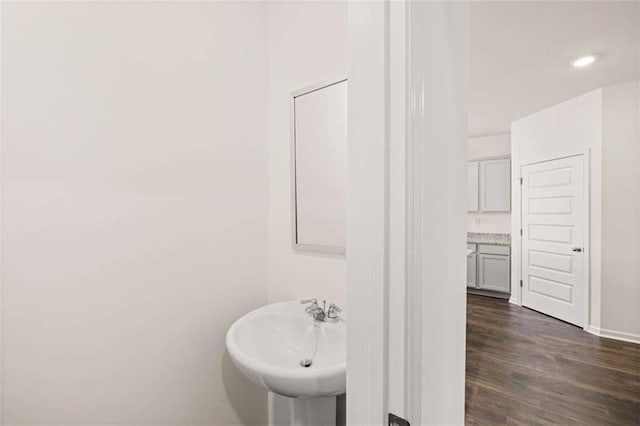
[528,224,573,244]
[528,196,573,215]
[521,155,585,326]
[529,276,573,303]
[529,250,573,273]
[528,167,573,188]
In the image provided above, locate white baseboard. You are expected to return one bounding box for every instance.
[587,325,640,345]
[508,297,520,306]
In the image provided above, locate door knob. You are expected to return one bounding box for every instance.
[572,247,582,252]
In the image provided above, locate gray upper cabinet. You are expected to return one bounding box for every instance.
[467,157,511,213]
[467,162,479,212]
[479,158,511,212]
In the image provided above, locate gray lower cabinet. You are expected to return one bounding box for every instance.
[477,254,510,293]
[467,243,510,294]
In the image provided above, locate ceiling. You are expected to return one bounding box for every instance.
[469,1,639,137]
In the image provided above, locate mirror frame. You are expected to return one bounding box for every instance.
[290,77,348,255]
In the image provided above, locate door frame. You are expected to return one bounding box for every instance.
[345,1,389,424]
[517,149,591,330]
[347,1,468,424]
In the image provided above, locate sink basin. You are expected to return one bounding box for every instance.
[226,301,346,398]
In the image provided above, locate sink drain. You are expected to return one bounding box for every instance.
[299,359,313,368]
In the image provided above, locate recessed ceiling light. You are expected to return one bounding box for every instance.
[573,56,596,68]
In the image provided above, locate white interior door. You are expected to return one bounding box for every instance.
[521,154,586,327]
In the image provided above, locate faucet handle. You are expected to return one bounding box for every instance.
[327,303,342,319]
[300,298,318,305]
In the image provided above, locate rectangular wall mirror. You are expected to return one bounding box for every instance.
[290,78,347,254]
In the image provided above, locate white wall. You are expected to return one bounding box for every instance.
[1,2,268,424]
[601,80,640,339]
[468,133,511,233]
[511,90,603,325]
[468,133,510,159]
[267,2,348,307]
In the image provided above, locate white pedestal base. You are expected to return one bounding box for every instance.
[268,393,336,426]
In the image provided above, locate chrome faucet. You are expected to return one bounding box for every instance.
[301,299,342,323]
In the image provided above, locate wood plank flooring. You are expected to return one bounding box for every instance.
[466,294,640,425]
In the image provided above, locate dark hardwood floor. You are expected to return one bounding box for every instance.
[466,294,640,425]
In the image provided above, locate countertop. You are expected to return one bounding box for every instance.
[467,232,511,246]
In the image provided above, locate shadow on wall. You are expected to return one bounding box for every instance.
[222,351,268,425]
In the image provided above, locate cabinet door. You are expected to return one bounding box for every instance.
[467,162,479,212]
[478,254,510,293]
[479,158,510,212]
[467,248,477,288]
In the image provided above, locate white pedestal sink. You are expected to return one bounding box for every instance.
[226,301,346,426]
